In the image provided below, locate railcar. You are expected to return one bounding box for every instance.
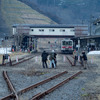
[61,39,73,54]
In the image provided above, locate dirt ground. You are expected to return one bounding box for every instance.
[83,54,100,100]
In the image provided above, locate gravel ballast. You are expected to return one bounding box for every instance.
[0,53,100,100]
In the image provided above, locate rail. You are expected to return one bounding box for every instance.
[3,71,18,100]
[18,71,68,94]
[31,71,82,100]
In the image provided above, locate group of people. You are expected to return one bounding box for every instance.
[41,49,88,69]
[73,49,87,69]
[41,50,57,68]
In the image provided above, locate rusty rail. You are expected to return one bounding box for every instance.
[1,71,67,100]
[1,54,32,66]
[3,71,19,100]
[66,56,74,66]
[71,55,83,65]
[1,70,82,100]
[31,71,82,100]
[11,53,40,66]
[18,71,68,94]
[12,56,34,66]
[0,93,14,100]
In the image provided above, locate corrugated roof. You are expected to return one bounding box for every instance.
[12,24,88,28]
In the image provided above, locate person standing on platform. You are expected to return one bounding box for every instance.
[49,50,56,68]
[82,51,87,69]
[73,49,78,66]
[80,52,83,66]
[41,51,48,68]
[54,50,57,67]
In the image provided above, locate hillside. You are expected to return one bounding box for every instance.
[19,0,100,24]
[0,0,56,38]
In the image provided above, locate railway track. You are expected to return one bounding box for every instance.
[70,55,84,66]
[1,70,82,100]
[30,71,82,100]
[3,71,18,100]
[66,55,74,66]
[11,55,35,66]
[2,53,40,66]
[66,55,83,66]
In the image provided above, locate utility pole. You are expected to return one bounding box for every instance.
[90,15,94,36]
[90,21,92,36]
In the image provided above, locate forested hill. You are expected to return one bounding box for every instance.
[1,0,100,38]
[19,0,100,24]
[0,0,56,38]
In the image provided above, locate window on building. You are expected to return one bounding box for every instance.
[60,29,65,32]
[42,29,44,31]
[31,29,34,31]
[70,29,74,32]
[49,29,55,32]
[39,29,44,32]
[62,30,65,32]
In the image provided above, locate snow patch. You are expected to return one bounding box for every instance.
[87,51,100,55]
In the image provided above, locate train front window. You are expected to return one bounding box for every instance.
[62,41,66,45]
[66,42,68,45]
[69,41,72,45]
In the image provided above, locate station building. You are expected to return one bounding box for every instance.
[12,24,88,52]
[77,18,100,51]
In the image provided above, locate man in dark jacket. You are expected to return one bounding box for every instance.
[82,51,87,69]
[41,51,48,68]
[54,52,57,67]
